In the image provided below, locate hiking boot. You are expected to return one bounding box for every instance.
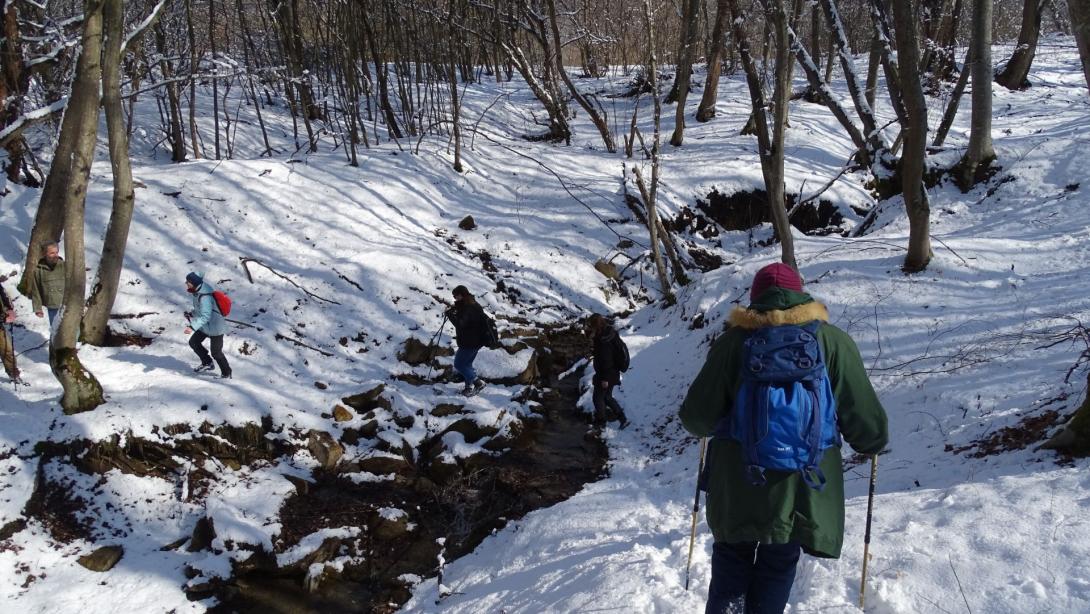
[473,379,485,393]
[219,372,232,380]
[193,362,215,373]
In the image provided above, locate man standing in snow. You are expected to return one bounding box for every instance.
[586,313,628,427]
[184,271,232,379]
[0,280,18,382]
[446,285,487,397]
[680,263,888,614]
[28,241,65,330]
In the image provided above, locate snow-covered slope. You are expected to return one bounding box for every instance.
[0,37,1088,613]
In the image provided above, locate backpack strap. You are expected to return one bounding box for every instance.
[800,320,828,490]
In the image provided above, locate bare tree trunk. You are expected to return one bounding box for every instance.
[185,0,202,159]
[48,0,106,414]
[996,0,1043,89]
[669,0,701,145]
[0,2,29,184]
[544,0,615,151]
[82,0,136,347]
[696,0,730,122]
[210,0,220,160]
[933,48,973,147]
[734,0,797,268]
[154,21,187,162]
[1068,0,1090,94]
[767,0,797,269]
[891,0,932,272]
[819,0,885,157]
[642,0,676,305]
[957,0,997,190]
[447,0,464,172]
[864,34,881,110]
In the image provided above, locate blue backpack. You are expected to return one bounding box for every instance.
[718,321,840,490]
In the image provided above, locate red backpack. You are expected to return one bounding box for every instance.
[212,290,232,317]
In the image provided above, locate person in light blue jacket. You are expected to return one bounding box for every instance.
[184,271,231,378]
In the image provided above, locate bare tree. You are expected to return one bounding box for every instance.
[957,0,997,190]
[668,0,701,145]
[732,0,797,269]
[45,0,106,413]
[1070,0,1090,94]
[890,0,932,271]
[82,0,144,346]
[641,0,676,305]
[696,0,730,122]
[996,0,1044,89]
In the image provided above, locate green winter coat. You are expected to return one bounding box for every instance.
[30,257,65,312]
[679,288,888,558]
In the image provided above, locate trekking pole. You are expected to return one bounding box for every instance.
[684,437,708,590]
[859,453,879,609]
[8,321,15,391]
[425,314,448,381]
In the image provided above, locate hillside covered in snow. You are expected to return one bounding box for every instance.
[0,30,1089,614]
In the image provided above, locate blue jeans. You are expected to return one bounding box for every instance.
[453,346,480,387]
[47,308,58,327]
[706,541,801,614]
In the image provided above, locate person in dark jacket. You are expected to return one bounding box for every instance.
[446,285,487,396]
[587,314,628,427]
[680,263,888,614]
[184,271,232,379]
[0,280,18,382]
[29,242,65,328]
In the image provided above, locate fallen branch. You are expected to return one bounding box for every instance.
[240,257,340,304]
[274,333,334,356]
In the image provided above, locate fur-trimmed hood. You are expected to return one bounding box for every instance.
[729,301,830,330]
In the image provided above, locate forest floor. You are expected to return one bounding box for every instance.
[0,37,1088,613]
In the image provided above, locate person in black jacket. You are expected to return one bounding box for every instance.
[446,285,488,396]
[0,281,18,382]
[587,314,628,427]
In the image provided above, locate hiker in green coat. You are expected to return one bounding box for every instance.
[680,263,888,614]
[29,242,65,329]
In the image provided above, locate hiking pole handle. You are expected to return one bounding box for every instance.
[859,453,879,609]
[684,437,708,591]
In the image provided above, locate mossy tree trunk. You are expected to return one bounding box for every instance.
[1041,372,1090,455]
[47,0,105,414]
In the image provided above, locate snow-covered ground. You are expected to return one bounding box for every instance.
[0,37,1088,613]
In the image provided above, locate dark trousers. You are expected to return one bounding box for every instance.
[706,541,801,614]
[592,378,625,423]
[189,330,231,376]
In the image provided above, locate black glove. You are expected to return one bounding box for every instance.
[444,306,455,319]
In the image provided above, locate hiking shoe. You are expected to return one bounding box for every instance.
[461,385,477,398]
[473,379,485,392]
[193,363,214,373]
[219,372,232,380]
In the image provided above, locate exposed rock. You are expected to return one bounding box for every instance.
[442,418,499,444]
[307,431,345,470]
[314,381,328,390]
[594,259,620,280]
[283,474,312,495]
[353,454,412,477]
[332,405,353,422]
[77,545,124,572]
[398,338,434,365]
[458,215,477,230]
[431,403,464,417]
[342,385,393,414]
[372,511,412,541]
[188,516,215,552]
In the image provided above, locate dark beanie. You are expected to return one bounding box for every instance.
[186,272,203,288]
[750,263,803,302]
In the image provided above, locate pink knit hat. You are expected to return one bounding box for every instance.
[750,263,803,301]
